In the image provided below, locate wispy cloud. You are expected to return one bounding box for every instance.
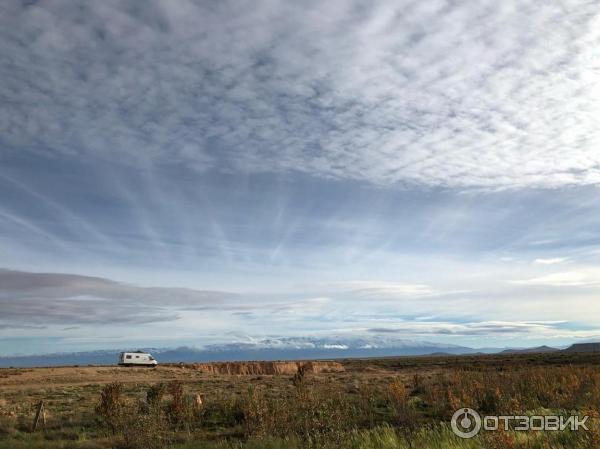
[3,267,600,352]
[510,271,597,287]
[338,281,436,298]
[269,297,333,315]
[2,1,600,354]
[534,258,569,265]
[1,0,599,189]
[366,320,600,339]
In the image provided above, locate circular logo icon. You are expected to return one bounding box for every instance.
[451,408,482,439]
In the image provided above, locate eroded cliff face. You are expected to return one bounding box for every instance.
[182,361,344,375]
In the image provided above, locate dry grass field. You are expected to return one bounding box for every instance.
[1,353,599,449]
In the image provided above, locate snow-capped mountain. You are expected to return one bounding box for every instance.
[0,336,475,367]
[202,335,468,352]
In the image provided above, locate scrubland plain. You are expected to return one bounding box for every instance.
[0,353,599,449]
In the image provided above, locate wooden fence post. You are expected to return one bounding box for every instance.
[31,400,45,432]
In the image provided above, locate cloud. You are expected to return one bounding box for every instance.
[510,271,596,287]
[4,268,600,351]
[1,0,599,189]
[0,269,235,327]
[339,281,436,298]
[366,320,587,338]
[534,258,568,265]
[270,297,333,315]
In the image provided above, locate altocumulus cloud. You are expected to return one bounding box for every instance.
[1,0,599,189]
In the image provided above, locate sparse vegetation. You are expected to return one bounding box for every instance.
[96,382,124,435]
[0,353,599,448]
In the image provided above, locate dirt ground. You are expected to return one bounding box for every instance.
[3,351,598,392]
[0,361,349,391]
[0,365,204,391]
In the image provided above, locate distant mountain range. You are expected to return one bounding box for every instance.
[563,342,600,353]
[0,337,597,368]
[499,345,559,354]
[0,336,473,367]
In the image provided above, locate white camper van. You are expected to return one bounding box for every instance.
[118,351,157,367]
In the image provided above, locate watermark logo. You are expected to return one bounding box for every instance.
[451,408,589,439]
[451,408,482,438]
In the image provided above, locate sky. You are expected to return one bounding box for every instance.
[1,0,600,355]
